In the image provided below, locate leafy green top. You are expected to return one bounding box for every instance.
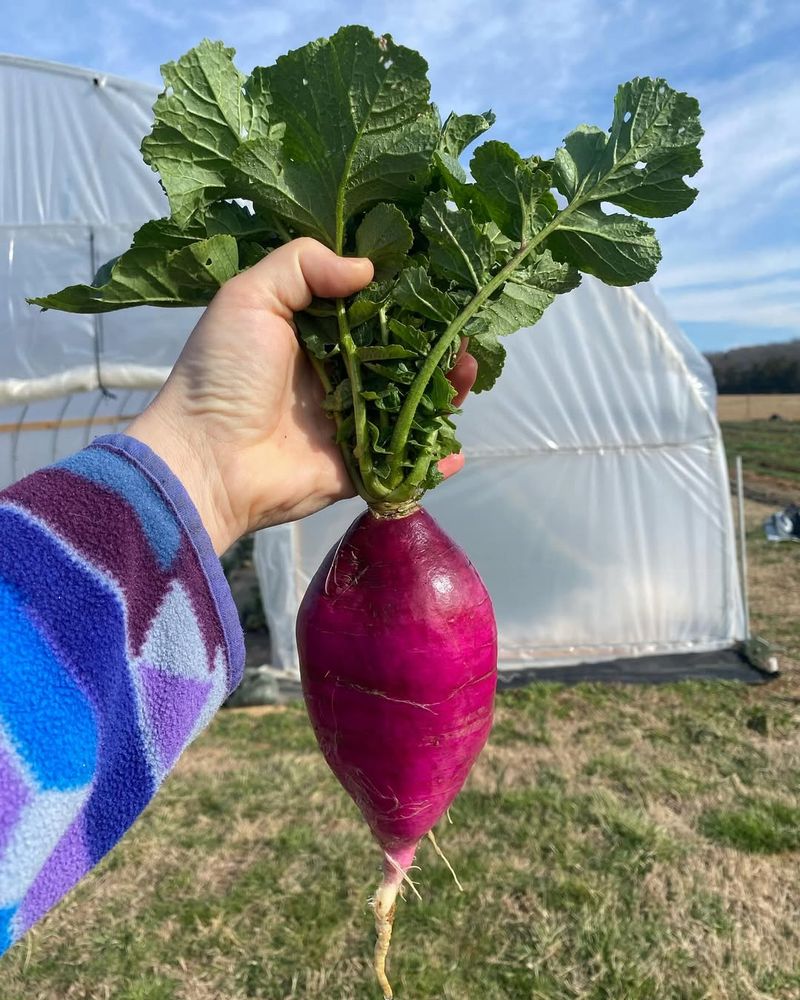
[29,25,702,508]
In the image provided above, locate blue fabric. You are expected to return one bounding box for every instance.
[57,449,181,569]
[0,577,98,792]
[0,505,154,863]
[0,438,243,956]
[0,907,15,954]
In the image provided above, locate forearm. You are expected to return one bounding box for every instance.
[0,435,244,954]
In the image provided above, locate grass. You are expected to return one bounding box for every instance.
[721,420,800,495]
[2,505,800,999]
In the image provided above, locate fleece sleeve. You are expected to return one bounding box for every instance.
[0,433,245,955]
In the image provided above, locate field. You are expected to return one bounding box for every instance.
[717,394,800,422]
[3,432,799,999]
[721,421,800,506]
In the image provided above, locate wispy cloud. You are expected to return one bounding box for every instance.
[667,279,800,330]
[657,248,800,291]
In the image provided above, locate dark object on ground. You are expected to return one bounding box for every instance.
[764,504,800,542]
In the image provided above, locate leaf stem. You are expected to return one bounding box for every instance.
[336,299,390,500]
[307,352,369,501]
[386,199,582,489]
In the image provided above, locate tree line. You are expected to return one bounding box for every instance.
[705,340,800,394]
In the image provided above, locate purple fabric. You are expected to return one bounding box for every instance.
[18,818,90,933]
[139,664,212,771]
[95,435,245,692]
[2,467,224,661]
[0,744,29,855]
[0,434,245,956]
[0,505,154,862]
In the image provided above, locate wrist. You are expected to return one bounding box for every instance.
[126,406,241,556]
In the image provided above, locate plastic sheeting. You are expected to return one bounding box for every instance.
[0,55,745,675]
[0,55,201,485]
[254,277,746,673]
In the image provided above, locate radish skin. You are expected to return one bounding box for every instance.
[297,506,497,996]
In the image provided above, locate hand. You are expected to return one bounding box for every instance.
[127,239,477,555]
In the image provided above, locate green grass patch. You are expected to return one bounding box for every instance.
[721,420,800,484]
[699,798,800,853]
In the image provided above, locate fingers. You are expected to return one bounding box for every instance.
[438,452,465,480]
[224,238,374,316]
[448,345,478,407]
[438,339,477,478]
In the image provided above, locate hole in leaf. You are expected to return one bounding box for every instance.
[384,58,394,69]
[658,85,666,94]
[634,160,646,170]
[302,77,308,85]
[678,126,686,135]
[445,199,457,211]
[206,258,213,265]
[623,111,632,123]
[165,85,174,97]
[240,127,248,139]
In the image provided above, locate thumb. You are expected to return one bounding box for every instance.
[226,237,374,317]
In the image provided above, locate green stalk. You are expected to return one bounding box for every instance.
[307,353,369,502]
[336,299,391,500]
[386,200,582,490]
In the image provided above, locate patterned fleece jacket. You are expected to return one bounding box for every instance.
[0,434,245,954]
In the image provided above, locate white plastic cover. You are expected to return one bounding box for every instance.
[0,55,744,674]
[255,277,745,673]
[0,56,200,485]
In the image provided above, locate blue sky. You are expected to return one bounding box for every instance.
[5,0,800,352]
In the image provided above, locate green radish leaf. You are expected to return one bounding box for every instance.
[468,331,507,393]
[432,150,478,213]
[463,251,579,391]
[347,279,395,328]
[131,203,274,249]
[355,204,414,281]
[388,318,430,354]
[231,26,439,248]
[360,383,402,411]
[28,236,239,313]
[438,110,495,160]
[335,414,355,444]
[427,365,457,411]
[546,206,660,285]
[322,379,353,412]
[141,40,273,225]
[554,78,703,218]
[465,250,580,340]
[431,110,494,214]
[420,191,494,290]
[484,222,517,264]
[238,242,270,268]
[356,345,418,362]
[363,360,416,384]
[394,266,459,324]
[295,313,339,359]
[470,141,557,242]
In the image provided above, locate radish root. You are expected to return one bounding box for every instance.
[373,894,397,999]
[372,859,405,999]
[426,829,464,891]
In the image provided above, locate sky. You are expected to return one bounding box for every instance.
[4,0,800,353]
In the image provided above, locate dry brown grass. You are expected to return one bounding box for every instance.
[718,395,800,421]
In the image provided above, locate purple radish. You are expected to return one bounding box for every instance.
[297,505,497,996]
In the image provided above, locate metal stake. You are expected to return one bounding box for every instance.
[736,454,751,640]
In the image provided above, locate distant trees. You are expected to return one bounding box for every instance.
[705,341,800,394]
